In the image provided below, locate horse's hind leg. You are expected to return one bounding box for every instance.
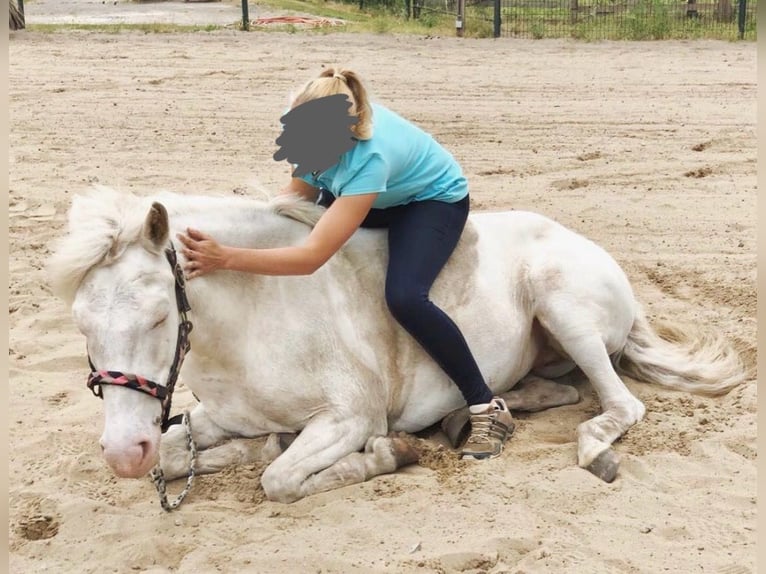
[442,376,580,449]
[500,376,580,412]
[537,305,645,483]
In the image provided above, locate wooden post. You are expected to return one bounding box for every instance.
[686,0,699,18]
[456,0,465,36]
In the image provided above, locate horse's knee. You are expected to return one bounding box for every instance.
[261,465,301,504]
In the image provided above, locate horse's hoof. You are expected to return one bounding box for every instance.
[441,407,471,449]
[585,448,620,483]
[390,437,421,467]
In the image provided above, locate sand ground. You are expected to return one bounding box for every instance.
[8,29,757,574]
[22,0,246,26]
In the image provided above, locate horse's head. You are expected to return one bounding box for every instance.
[49,189,190,479]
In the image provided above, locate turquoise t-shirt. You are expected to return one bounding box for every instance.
[298,103,468,209]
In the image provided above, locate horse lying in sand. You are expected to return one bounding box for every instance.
[47,186,747,504]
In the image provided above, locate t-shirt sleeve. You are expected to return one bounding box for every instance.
[298,171,317,187]
[339,154,389,196]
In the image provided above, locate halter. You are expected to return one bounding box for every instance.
[85,243,193,433]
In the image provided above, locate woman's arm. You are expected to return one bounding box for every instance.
[178,193,378,278]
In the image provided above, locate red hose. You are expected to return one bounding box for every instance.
[251,16,345,26]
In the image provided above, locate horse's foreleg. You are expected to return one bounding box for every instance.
[537,305,645,483]
[296,434,420,498]
[160,404,299,479]
[159,402,236,480]
[260,413,391,503]
[162,429,297,480]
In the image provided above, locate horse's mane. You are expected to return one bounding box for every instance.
[47,185,325,305]
[270,192,325,227]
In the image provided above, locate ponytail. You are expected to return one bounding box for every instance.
[336,70,372,140]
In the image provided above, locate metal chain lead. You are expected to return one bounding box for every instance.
[149,410,197,512]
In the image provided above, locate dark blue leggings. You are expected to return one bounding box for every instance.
[321,191,494,406]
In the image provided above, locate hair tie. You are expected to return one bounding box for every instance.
[333,72,347,83]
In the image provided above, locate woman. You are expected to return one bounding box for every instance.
[178,68,513,460]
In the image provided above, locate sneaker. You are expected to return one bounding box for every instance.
[460,397,515,460]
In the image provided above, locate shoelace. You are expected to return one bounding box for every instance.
[467,412,503,443]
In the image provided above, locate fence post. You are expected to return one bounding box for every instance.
[493,0,501,37]
[241,0,249,30]
[456,0,465,36]
[737,0,746,38]
[570,0,578,24]
[715,0,733,20]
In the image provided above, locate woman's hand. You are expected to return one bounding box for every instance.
[175,193,377,278]
[177,228,229,279]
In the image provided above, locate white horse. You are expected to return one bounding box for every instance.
[48,186,747,504]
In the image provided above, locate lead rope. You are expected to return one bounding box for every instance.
[149,409,197,511]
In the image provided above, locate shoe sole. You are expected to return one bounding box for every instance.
[459,429,512,461]
[460,450,502,461]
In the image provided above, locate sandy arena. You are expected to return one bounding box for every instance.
[8,30,757,574]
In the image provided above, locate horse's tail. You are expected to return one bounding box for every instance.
[613,305,751,396]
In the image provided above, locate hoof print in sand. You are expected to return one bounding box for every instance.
[17,513,60,541]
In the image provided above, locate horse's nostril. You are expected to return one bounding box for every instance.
[138,440,151,460]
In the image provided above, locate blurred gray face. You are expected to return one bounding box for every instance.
[273,93,359,178]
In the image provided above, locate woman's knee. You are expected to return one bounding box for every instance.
[385,284,425,320]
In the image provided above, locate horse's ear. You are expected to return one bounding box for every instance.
[141,202,169,252]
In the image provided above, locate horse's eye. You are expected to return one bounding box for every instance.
[151,316,168,330]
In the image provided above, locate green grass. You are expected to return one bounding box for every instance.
[465,0,756,39]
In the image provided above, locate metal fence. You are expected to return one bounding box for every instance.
[416,0,756,38]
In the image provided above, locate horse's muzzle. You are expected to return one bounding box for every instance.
[101,435,158,479]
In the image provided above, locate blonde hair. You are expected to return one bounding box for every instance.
[290,68,373,140]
